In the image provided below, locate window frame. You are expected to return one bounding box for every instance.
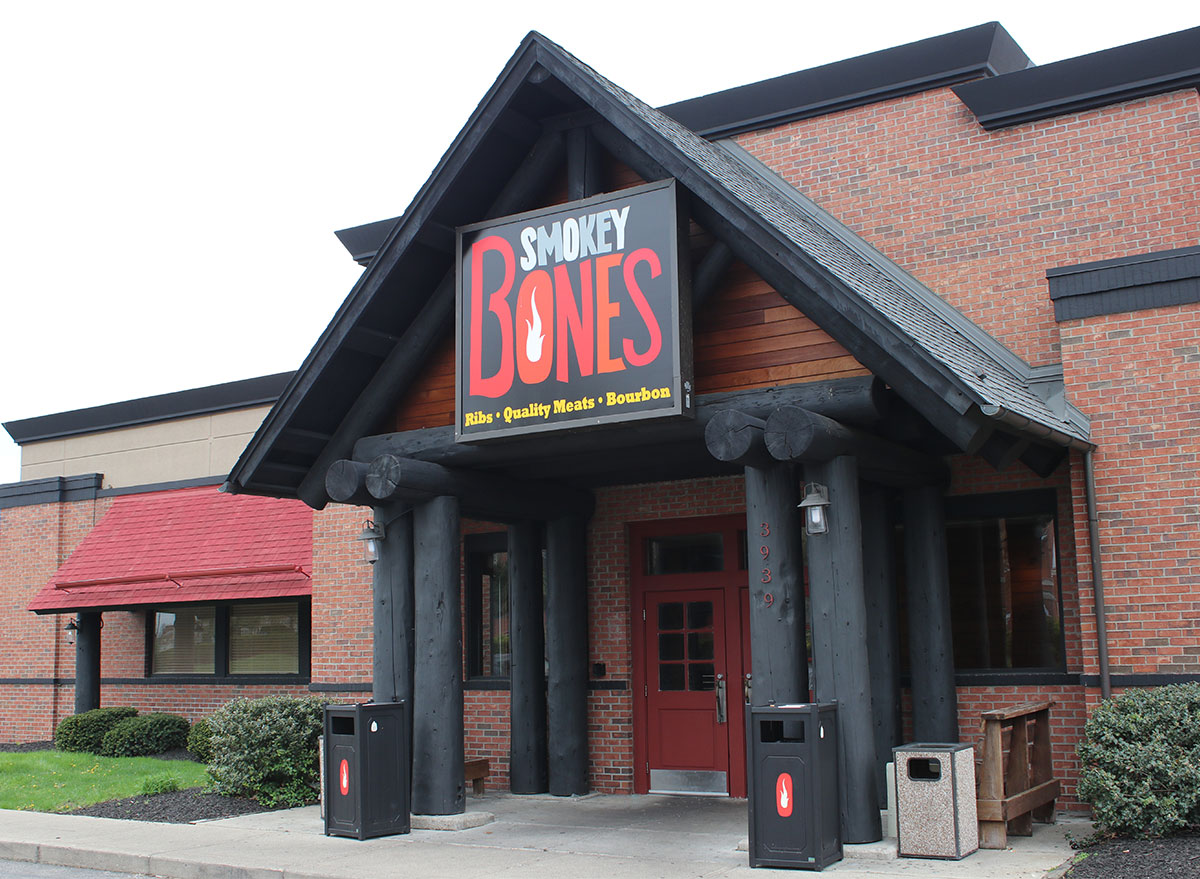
[144,598,311,684]
[942,489,1067,675]
[463,532,511,690]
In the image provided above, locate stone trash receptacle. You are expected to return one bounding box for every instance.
[893,743,978,859]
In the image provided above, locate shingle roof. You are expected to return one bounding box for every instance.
[28,486,312,613]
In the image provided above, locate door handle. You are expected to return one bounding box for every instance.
[744,673,752,705]
[716,674,727,724]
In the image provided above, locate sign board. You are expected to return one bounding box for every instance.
[455,179,692,442]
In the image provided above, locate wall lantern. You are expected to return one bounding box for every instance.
[798,483,831,536]
[64,617,79,646]
[357,519,386,564]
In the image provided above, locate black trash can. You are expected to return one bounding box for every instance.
[746,703,841,870]
[323,701,410,839]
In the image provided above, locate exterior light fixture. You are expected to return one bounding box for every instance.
[798,483,830,536]
[357,519,385,564]
[64,617,79,646]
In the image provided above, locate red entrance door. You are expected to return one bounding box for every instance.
[632,516,748,797]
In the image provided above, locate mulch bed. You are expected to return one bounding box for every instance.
[1067,831,1200,878]
[0,741,270,823]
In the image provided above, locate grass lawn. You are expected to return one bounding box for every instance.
[0,750,209,812]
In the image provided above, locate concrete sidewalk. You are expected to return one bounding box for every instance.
[0,794,1082,879]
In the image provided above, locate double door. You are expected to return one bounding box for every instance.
[632,516,749,797]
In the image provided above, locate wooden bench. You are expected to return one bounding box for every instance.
[464,758,490,795]
[976,700,1061,849]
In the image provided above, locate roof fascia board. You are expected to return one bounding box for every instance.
[227,40,547,496]
[662,22,1031,138]
[4,373,292,446]
[953,26,1200,130]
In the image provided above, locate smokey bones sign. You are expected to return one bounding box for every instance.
[455,179,692,441]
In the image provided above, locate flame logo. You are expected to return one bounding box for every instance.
[525,293,544,363]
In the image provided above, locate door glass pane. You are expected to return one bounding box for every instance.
[689,663,716,691]
[687,601,713,630]
[659,633,685,661]
[658,602,684,630]
[646,533,723,575]
[659,664,685,690]
[688,631,714,660]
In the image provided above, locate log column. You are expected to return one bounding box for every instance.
[411,496,465,815]
[372,505,414,707]
[743,464,808,705]
[805,456,882,844]
[545,514,589,795]
[508,519,548,793]
[903,484,958,742]
[74,612,102,714]
[860,484,900,807]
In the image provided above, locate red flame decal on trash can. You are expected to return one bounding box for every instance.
[339,759,350,796]
[776,772,793,817]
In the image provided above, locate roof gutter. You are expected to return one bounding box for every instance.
[978,404,1093,451]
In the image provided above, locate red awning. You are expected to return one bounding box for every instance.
[28,486,312,613]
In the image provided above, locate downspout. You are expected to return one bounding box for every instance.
[1082,449,1112,699]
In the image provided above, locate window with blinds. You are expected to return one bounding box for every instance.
[229,601,300,674]
[151,607,216,674]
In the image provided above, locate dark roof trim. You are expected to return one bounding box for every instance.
[1048,245,1200,322]
[334,217,400,266]
[661,22,1030,138]
[3,373,294,445]
[0,474,102,510]
[953,26,1200,130]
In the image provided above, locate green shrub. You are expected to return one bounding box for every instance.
[140,773,181,795]
[99,712,190,757]
[187,718,214,763]
[54,706,138,753]
[1077,683,1200,838]
[206,695,326,808]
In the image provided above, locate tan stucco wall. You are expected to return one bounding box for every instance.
[19,405,271,488]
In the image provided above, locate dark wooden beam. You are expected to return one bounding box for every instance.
[978,429,1030,471]
[1019,442,1068,478]
[692,240,734,311]
[508,520,548,793]
[704,410,773,467]
[365,455,593,522]
[345,326,401,359]
[903,484,958,742]
[860,484,899,809]
[411,496,465,815]
[743,463,807,705]
[294,130,568,509]
[804,457,881,844]
[325,459,375,507]
[372,505,414,711]
[765,406,948,486]
[567,126,604,200]
[545,514,589,795]
[74,611,102,714]
[353,377,889,467]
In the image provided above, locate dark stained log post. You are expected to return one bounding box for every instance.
[545,514,589,795]
[805,457,882,843]
[325,459,376,507]
[411,496,465,815]
[366,454,593,522]
[372,505,414,708]
[508,520,548,793]
[860,484,900,808]
[74,612,102,713]
[765,406,948,487]
[704,410,773,468]
[567,126,603,200]
[903,484,958,742]
[743,464,807,705]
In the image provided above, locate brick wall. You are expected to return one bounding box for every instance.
[736,88,1200,369]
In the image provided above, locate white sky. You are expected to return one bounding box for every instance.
[1,1,1195,482]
